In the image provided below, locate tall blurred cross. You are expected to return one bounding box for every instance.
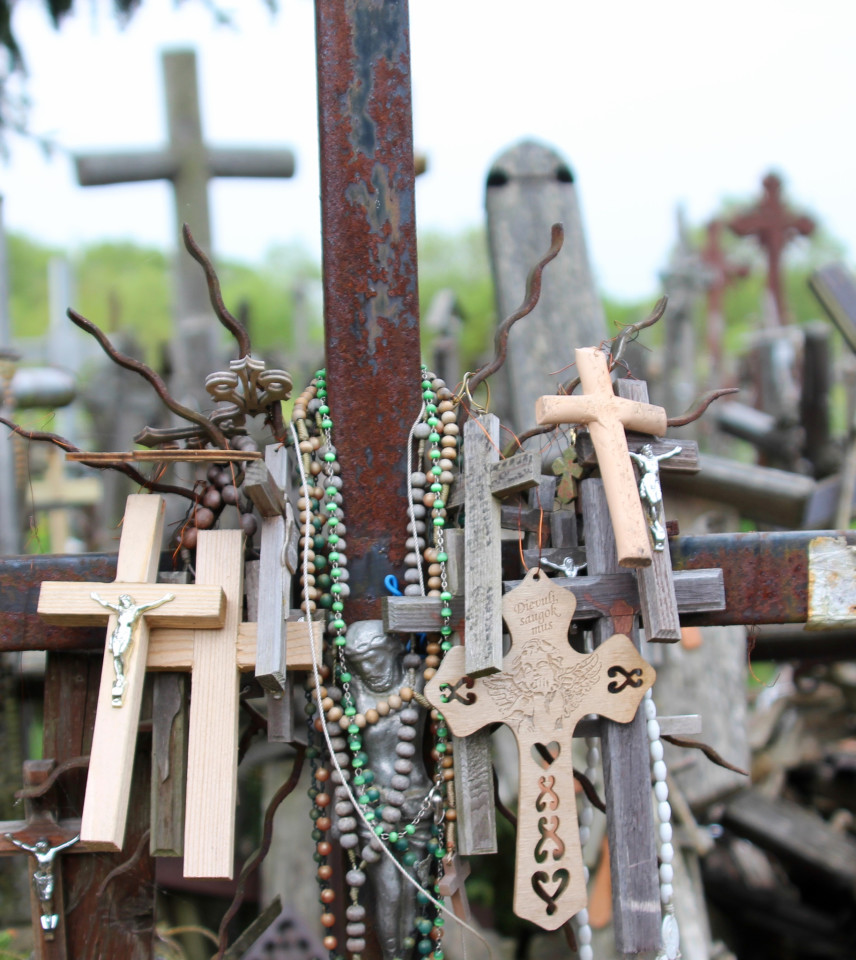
[728,173,814,326]
[74,49,295,407]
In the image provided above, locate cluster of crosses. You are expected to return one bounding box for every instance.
[0,3,847,959]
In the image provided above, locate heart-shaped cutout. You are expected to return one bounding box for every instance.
[531,869,570,915]
[531,741,561,769]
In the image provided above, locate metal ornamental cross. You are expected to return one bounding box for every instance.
[36,495,225,854]
[536,347,667,568]
[425,567,654,929]
[728,172,815,326]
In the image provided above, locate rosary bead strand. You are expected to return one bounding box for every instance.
[645,689,681,960]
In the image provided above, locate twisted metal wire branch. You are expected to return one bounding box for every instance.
[182,223,252,358]
[67,308,229,450]
[666,387,740,427]
[0,418,199,502]
[610,295,668,369]
[214,744,307,960]
[466,223,564,399]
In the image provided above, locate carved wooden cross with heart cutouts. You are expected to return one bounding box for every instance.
[425,566,655,930]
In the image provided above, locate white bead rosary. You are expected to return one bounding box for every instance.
[645,688,681,960]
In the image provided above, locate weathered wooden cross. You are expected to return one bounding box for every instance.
[426,567,654,929]
[74,48,295,405]
[461,411,540,676]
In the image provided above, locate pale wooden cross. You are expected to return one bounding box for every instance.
[37,494,225,855]
[31,448,101,552]
[535,347,667,569]
[425,566,654,929]
[142,534,319,877]
[438,852,471,922]
[462,411,540,676]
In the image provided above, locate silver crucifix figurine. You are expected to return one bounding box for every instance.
[628,443,682,551]
[90,592,175,705]
[4,833,80,936]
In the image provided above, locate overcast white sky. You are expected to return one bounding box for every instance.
[0,0,853,301]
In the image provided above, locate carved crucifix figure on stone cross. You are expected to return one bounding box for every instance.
[425,566,655,930]
[728,172,815,326]
[36,494,226,856]
[536,346,667,568]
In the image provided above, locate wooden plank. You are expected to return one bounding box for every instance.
[490,451,541,497]
[183,529,243,878]
[576,434,700,473]
[464,412,505,676]
[618,379,681,642]
[146,620,319,672]
[663,453,816,529]
[254,446,289,692]
[38,583,225,628]
[385,569,724,631]
[65,449,262,463]
[580,478,660,954]
[447,523,495,857]
[575,713,701,739]
[723,789,856,886]
[243,458,287,518]
[78,496,165,851]
[150,672,188,857]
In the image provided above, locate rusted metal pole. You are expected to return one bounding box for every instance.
[315,0,422,622]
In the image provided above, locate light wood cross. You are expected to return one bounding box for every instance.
[536,347,667,568]
[37,495,225,855]
[140,533,319,878]
[438,852,471,922]
[463,412,540,675]
[425,567,654,930]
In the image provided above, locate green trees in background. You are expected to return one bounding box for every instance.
[5,197,848,386]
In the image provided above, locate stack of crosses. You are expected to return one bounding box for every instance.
[36,445,315,881]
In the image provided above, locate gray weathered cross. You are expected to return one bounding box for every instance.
[462,412,541,676]
[74,48,295,404]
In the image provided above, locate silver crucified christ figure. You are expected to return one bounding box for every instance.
[4,833,80,935]
[90,592,175,705]
[628,443,682,551]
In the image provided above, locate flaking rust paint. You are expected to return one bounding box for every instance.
[806,536,856,630]
[316,0,422,620]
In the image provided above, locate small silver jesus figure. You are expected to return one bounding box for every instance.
[4,833,80,936]
[628,443,682,551]
[90,592,175,705]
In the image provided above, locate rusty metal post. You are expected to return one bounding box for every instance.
[315,0,422,622]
